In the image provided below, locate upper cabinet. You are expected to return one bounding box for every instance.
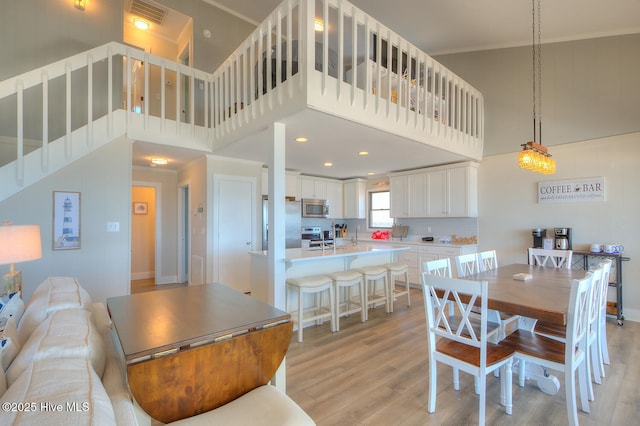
[343,179,367,219]
[261,170,299,199]
[390,162,478,218]
[298,176,343,218]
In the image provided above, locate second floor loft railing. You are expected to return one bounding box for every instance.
[0,0,484,201]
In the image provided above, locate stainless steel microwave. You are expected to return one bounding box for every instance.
[301,198,328,218]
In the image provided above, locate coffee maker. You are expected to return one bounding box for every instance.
[554,228,572,250]
[532,228,546,248]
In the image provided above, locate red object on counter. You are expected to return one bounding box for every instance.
[371,230,390,240]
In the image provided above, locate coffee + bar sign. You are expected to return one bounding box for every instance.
[538,177,605,203]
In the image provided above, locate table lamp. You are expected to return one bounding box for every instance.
[0,223,42,294]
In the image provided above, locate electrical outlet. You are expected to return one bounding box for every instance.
[427,226,432,233]
[107,222,120,232]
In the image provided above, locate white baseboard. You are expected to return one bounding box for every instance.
[131,271,154,281]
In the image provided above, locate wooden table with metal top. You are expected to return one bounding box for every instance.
[107,283,292,423]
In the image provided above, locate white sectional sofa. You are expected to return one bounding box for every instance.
[0,277,314,425]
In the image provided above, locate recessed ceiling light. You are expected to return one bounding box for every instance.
[150,157,168,165]
[133,18,149,31]
[295,137,308,142]
[367,172,376,175]
[324,162,333,167]
[358,151,369,155]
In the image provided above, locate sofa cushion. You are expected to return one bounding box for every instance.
[0,357,115,425]
[18,277,92,344]
[7,309,104,386]
[0,292,25,327]
[0,318,20,372]
[168,385,315,426]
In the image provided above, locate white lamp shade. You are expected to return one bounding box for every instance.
[0,225,42,265]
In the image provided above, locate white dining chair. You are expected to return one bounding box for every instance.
[455,253,482,278]
[502,271,595,426]
[595,259,613,380]
[423,274,515,425]
[478,250,498,272]
[528,248,573,269]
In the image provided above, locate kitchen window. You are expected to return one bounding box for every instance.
[369,191,393,228]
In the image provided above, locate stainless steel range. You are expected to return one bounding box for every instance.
[301,227,333,248]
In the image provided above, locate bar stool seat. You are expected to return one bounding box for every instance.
[286,275,335,343]
[383,262,410,312]
[327,270,366,330]
[352,265,390,314]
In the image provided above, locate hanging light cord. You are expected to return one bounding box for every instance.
[531,0,543,144]
[537,0,542,145]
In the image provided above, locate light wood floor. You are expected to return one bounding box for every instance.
[286,288,639,425]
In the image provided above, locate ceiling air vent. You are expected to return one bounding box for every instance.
[129,0,168,25]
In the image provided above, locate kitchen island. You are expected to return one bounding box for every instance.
[249,243,411,305]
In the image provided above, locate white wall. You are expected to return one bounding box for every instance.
[478,132,640,321]
[0,137,132,303]
[436,34,640,156]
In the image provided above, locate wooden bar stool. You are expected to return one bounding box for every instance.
[327,270,366,329]
[383,263,410,312]
[353,265,390,314]
[286,275,335,343]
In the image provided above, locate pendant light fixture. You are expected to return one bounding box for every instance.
[518,0,555,174]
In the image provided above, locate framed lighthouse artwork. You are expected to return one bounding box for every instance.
[53,191,81,250]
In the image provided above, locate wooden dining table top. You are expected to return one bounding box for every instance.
[466,263,588,326]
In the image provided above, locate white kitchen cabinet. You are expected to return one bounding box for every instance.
[325,181,343,219]
[390,172,428,218]
[297,176,342,217]
[390,162,477,218]
[343,179,367,219]
[390,175,408,218]
[299,177,327,200]
[425,163,478,217]
[408,173,427,217]
[261,169,299,199]
[396,245,419,285]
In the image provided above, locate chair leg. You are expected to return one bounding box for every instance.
[297,290,304,343]
[586,345,595,401]
[405,271,411,306]
[478,374,486,426]
[474,376,480,395]
[566,367,579,426]
[591,338,602,385]
[329,285,336,332]
[578,360,591,414]
[453,368,460,391]
[428,359,437,413]
[600,319,610,365]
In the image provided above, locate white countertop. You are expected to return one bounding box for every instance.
[249,243,411,262]
[353,237,477,249]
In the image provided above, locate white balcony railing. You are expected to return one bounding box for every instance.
[0,0,484,202]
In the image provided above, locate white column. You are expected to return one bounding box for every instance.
[268,121,287,391]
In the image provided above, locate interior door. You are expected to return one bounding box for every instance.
[214,175,255,293]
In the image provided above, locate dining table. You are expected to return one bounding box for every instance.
[464,263,589,395]
[467,263,587,327]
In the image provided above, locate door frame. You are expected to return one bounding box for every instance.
[178,180,191,284]
[132,181,162,284]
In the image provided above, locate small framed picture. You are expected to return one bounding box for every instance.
[53,191,81,250]
[133,202,148,215]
